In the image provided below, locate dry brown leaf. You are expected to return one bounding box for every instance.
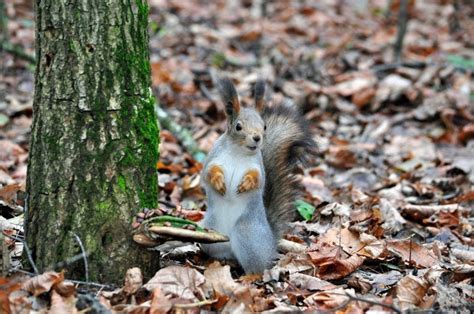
[203,261,240,295]
[8,289,32,314]
[326,145,357,169]
[222,285,262,313]
[272,252,314,275]
[144,266,208,302]
[387,240,437,268]
[150,287,172,314]
[53,281,76,298]
[288,273,337,291]
[309,242,365,280]
[49,290,77,314]
[358,233,386,259]
[332,76,376,97]
[156,161,183,173]
[319,227,365,255]
[304,287,353,310]
[0,278,22,313]
[123,267,143,295]
[22,271,64,296]
[396,275,429,310]
[0,183,22,204]
[352,87,376,108]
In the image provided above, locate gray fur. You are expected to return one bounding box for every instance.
[202,78,315,273]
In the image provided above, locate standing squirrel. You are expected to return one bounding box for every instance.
[201,77,315,274]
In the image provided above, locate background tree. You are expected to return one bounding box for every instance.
[26,0,159,283]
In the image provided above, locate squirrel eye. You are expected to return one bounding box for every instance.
[264,125,267,131]
[235,122,242,131]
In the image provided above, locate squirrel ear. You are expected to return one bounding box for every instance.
[254,79,266,112]
[216,77,240,120]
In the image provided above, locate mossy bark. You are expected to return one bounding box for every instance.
[26,0,159,283]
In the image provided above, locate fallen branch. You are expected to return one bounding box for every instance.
[9,268,116,290]
[173,299,217,309]
[0,41,36,64]
[2,232,38,274]
[328,291,401,313]
[72,232,89,283]
[155,105,206,162]
[393,0,409,62]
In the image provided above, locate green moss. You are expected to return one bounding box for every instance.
[97,200,111,211]
[211,52,226,68]
[118,175,127,192]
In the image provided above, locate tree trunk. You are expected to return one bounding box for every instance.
[26,0,159,283]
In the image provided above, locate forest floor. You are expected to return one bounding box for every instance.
[1,0,473,313]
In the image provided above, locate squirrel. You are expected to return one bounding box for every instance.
[200,77,315,274]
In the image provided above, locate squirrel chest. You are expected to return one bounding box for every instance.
[203,146,265,236]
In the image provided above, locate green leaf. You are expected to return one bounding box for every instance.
[146,215,206,232]
[446,55,474,70]
[0,113,9,127]
[295,200,316,221]
[210,52,226,68]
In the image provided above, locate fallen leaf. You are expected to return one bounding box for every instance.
[150,287,173,314]
[0,183,22,204]
[288,273,337,291]
[308,242,364,280]
[203,261,240,295]
[123,267,143,295]
[326,145,357,169]
[387,240,437,268]
[49,290,77,314]
[144,266,208,302]
[396,275,429,310]
[22,271,64,296]
[304,287,354,310]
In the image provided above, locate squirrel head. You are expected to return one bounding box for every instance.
[216,77,266,155]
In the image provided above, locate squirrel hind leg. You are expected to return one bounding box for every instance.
[230,211,277,274]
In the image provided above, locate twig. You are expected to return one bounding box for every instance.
[72,232,89,282]
[155,105,206,161]
[0,41,36,64]
[158,200,177,209]
[54,252,89,269]
[9,268,116,290]
[328,291,401,313]
[1,232,11,276]
[409,237,412,266]
[393,0,409,62]
[22,241,39,275]
[344,292,401,314]
[3,232,39,275]
[371,61,427,73]
[67,279,115,290]
[384,0,394,19]
[173,299,217,309]
[198,81,218,103]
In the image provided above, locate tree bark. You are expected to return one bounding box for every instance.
[26,0,159,283]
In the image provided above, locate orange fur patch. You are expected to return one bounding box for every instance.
[207,165,226,195]
[237,169,260,194]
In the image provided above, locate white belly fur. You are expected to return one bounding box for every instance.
[203,147,263,238]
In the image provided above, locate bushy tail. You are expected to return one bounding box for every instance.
[261,102,316,238]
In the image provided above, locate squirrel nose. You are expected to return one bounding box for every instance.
[253,135,261,143]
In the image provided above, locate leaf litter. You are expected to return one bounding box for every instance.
[1,0,474,312]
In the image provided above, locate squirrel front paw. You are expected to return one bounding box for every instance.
[237,169,260,194]
[207,165,226,195]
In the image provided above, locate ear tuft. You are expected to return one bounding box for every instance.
[254,79,266,112]
[216,77,240,120]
